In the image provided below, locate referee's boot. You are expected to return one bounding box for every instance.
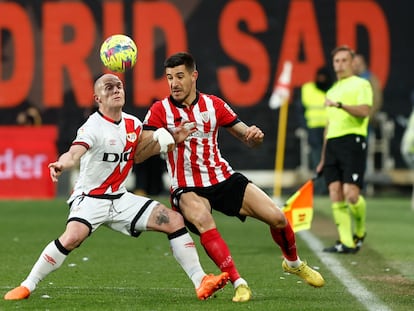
[323,241,358,254]
[353,233,367,251]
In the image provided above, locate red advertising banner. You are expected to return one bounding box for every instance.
[0,126,57,199]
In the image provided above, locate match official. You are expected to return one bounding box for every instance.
[317,46,373,254]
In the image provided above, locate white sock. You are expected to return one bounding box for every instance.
[169,231,206,288]
[21,240,68,292]
[284,257,302,268]
[233,277,248,288]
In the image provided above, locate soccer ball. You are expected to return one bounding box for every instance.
[100,34,138,73]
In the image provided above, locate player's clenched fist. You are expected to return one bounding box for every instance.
[245,125,264,146]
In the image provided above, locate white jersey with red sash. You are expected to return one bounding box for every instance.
[68,111,141,202]
[143,92,239,191]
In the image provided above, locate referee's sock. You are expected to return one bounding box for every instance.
[349,195,367,238]
[332,201,354,248]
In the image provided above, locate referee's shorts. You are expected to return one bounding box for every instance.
[323,134,367,189]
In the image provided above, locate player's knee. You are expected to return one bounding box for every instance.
[59,233,86,250]
[275,215,288,228]
[180,202,214,229]
[169,210,186,228]
[190,211,215,231]
[267,209,288,228]
[61,222,90,250]
[160,205,185,224]
[344,190,359,205]
[347,196,359,205]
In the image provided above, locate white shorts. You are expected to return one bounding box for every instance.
[67,192,159,237]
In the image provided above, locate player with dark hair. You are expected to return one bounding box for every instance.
[138,52,325,302]
[4,73,228,301]
[317,45,373,253]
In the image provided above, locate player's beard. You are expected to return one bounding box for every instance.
[171,88,189,104]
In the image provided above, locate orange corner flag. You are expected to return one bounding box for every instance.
[282,180,314,232]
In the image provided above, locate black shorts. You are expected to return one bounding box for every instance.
[323,134,367,188]
[171,172,250,229]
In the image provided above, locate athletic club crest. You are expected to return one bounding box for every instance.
[200,111,210,123]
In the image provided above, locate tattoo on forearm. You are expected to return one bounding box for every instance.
[156,209,170,225]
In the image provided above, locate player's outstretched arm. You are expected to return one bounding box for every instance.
[135,130,163,163]
[135,124,195,163]
[135,128,176,163]
[48,144,86,182]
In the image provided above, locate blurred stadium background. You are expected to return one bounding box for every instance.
[0,0,413,199]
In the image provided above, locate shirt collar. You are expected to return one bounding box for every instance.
[169,91,200,108]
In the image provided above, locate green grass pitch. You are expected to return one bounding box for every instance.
[0,196,413,310]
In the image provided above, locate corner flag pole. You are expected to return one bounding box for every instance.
[268,61,293,200]
[273,99,289,198]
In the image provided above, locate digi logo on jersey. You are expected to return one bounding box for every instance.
[102,151,132,163]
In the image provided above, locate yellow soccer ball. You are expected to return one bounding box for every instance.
[100,34,138,73]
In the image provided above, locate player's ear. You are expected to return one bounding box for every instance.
[192,70,198,81]
[93,94,101,104]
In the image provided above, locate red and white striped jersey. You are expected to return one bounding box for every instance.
[68,111,141,201]
[143,92,239,191]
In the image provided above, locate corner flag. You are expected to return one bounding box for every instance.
[270,60,293,200]
[282,180,314,232]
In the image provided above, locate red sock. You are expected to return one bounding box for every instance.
[270,223,298,261]
[200,228,240,283]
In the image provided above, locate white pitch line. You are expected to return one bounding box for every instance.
[299,231,392,311]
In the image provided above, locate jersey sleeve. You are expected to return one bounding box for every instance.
[143,101,166,130]
[212,95,238,127]
[72,119,95,150]
[358,79,374,107]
